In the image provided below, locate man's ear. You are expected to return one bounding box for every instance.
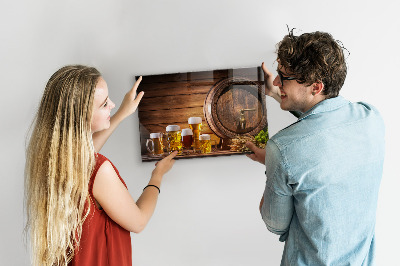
[312,82,324,96]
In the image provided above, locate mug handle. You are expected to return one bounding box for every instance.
[146,139,154,154]
[211,140,217,152]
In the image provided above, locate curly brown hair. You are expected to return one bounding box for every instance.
[277,30,348,98]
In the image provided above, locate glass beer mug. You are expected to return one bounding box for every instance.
[188,117,202,152]
[146,133,164,156]
[181,128,193,150]
[166,125,183,154]
[199,134,215,154]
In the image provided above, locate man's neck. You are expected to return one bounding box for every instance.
[301,95,327,113]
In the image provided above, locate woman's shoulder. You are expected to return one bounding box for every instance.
[95,153,108,164]
[97,160,117,178]
[95,153,119,172]
[90,154,115,193]
[94,153,127,188]
[91,153,109,178]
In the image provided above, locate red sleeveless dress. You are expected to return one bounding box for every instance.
[69,153,132,266]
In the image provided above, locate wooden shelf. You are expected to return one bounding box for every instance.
[141,149,252,162]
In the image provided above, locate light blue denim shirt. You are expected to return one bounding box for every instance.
[261,96,385,266]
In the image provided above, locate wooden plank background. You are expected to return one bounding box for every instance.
[136,67,264,160]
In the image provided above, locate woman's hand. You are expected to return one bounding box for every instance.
[115,76,145,120]
[152,151,178,178]
[92,77,145,152]
[262,62,282,103]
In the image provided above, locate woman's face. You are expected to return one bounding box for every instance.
[91,77,115,133]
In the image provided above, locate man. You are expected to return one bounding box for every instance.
[246,31,385,265]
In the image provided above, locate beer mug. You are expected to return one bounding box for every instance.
[199,134,216,154]
[181,128,193,149]
[188,117,202,151]
[146,133,164,155]
[166,125,183,154]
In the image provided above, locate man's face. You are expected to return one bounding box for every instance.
[273,64,315,113]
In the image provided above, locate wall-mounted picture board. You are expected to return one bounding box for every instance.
[136,66,269,162]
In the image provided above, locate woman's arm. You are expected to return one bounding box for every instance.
[92,77,144,152]
[93,151,178,233]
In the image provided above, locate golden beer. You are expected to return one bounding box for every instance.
[146,133,164,155]
[166,125,183,154]
[188,117,202,151]
[199,134,212,153]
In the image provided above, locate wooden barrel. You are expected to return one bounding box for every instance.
[203,77,267,139]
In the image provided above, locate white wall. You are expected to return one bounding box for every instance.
[1,0,399,265]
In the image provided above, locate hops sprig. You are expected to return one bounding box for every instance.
[254,129,269,144]
[229,129,269,152]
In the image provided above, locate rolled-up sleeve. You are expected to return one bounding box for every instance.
[260,139,294,241]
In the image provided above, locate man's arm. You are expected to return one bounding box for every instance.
[260,184,293,239]
[261,62,301,119]
[262,140,294,239]
[262,62,282,103]
[245,139,294,238]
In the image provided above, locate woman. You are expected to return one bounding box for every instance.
[25,65,177,265]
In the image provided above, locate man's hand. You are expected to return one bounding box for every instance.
[262,62,281,103]
[245,142,266,165]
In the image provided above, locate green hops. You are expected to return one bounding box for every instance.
[255,128,269,144]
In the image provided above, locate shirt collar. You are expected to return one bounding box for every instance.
[298,95,350,121]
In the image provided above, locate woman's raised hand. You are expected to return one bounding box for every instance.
[116,76,145,119]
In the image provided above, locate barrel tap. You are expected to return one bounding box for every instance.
[239,108,256,130]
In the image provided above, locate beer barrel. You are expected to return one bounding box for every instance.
[203,77,267,139]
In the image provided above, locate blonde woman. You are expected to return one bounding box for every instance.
[25,65,177,266]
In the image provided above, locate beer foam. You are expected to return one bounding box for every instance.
[188,117,202,124]
[166,125,180,132]
[199,134,210,140]
[181,128,193,136]
[150,133,162,138]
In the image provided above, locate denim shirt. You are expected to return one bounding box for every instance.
[261,96,385,266]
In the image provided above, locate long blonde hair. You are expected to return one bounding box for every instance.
[25,65,101,265]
